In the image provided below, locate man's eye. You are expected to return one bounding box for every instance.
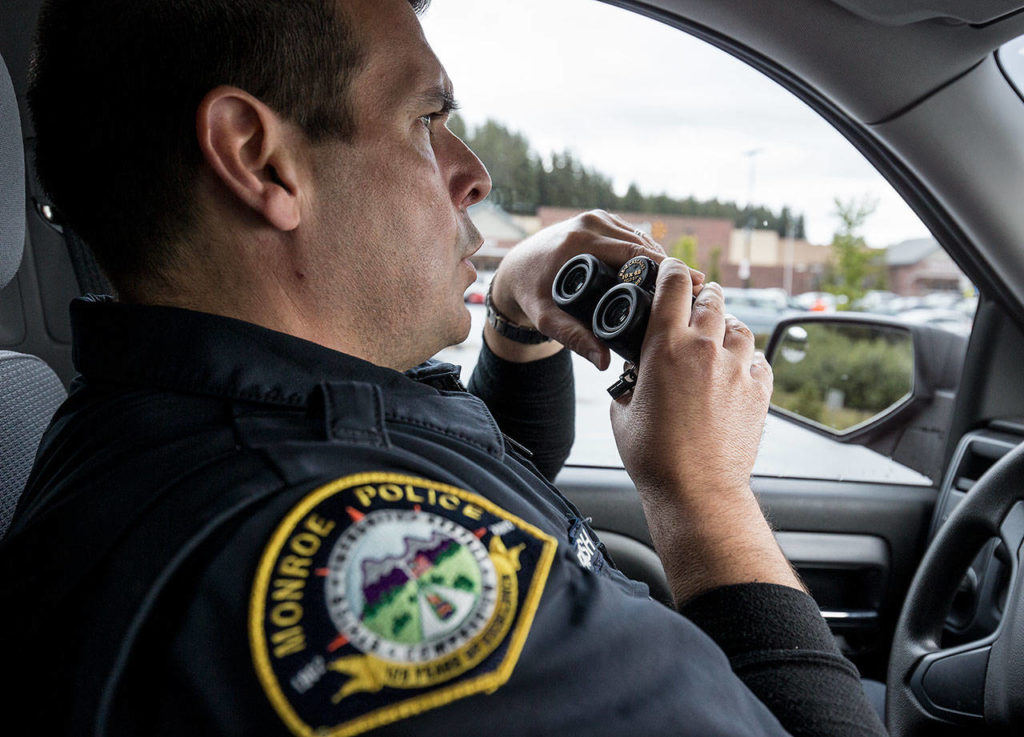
[419,112,442,130]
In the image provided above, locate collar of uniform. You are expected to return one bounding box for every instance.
[69,295,463,408]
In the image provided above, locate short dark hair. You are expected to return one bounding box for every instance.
[28,0,428,292]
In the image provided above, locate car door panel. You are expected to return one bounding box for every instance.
[556,465,936,675]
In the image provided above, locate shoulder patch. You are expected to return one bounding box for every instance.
[250,472,557,737]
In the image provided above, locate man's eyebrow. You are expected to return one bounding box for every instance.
[414,84,460,113]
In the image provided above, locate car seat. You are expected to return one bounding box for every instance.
[0,50,66,539]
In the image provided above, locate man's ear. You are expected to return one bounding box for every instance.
[196,86,303,232]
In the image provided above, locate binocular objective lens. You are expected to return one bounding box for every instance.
[563,265,589,296]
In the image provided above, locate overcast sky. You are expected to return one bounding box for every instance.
[420,0,932,248]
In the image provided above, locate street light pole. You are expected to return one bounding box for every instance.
[783,219,795,296]
[742,148,762,289]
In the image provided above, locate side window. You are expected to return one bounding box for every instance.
[428,0,973,484]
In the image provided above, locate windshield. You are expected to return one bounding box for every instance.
[428,0,970,486]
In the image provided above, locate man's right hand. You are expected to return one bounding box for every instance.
[609,258,804,605]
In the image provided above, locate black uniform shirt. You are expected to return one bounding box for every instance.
[2,296,885,737]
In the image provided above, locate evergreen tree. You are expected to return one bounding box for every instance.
[462,119,539,213]
[779,205,793,237]
[456,116,808,237]
[621,183,645,213]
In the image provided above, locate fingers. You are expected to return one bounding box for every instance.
[583,233,704,285]
[534,310,611,370]
[605,210,641,233]
[576,210,644,246]
[750,350,773,389]
[644,257,694,337]
[608,215,705,286]
[585,231,664,268]
[723,315,755,362]
[576,210,704,284]
[690,281,726,343]
[607,215,668,256]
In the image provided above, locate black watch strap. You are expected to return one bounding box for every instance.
[485,283,552,344]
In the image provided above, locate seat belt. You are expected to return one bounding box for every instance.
[62,224,111,295]
[24,137,112,295]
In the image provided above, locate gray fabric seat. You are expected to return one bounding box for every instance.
[0,51,66,539]
[0,351,67,536]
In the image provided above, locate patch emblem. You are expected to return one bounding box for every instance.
[250,472,557,737]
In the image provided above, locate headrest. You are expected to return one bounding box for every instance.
[0,53,25,291]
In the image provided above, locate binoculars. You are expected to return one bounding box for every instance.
[552,254,659,365]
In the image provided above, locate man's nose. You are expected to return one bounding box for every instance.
[449,135,492,209]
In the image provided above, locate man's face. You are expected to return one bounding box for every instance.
[302,0,491,370]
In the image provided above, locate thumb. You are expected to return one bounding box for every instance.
[644,257,694,337]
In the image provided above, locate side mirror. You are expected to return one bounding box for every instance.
[765,313,968,481]
[769,321,913,434]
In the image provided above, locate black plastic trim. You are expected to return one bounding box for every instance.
[931,429,1023,539]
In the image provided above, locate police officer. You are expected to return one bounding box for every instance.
[3,0,886,735]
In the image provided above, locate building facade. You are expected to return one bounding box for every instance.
[886,237,968,295]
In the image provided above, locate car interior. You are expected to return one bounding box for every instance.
[4,0,1024,734]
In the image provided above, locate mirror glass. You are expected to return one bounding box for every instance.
[769,322,913,433]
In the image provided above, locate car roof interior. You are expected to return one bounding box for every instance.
[645,0,1024,123]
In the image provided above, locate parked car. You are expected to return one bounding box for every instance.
[791,290,843,312]
[723,287,800,335]
[895,307,974,336]
[853,290,900,314]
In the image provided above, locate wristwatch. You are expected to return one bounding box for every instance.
[484,283,552,344]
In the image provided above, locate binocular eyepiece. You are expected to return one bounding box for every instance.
[552,254,659,365]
